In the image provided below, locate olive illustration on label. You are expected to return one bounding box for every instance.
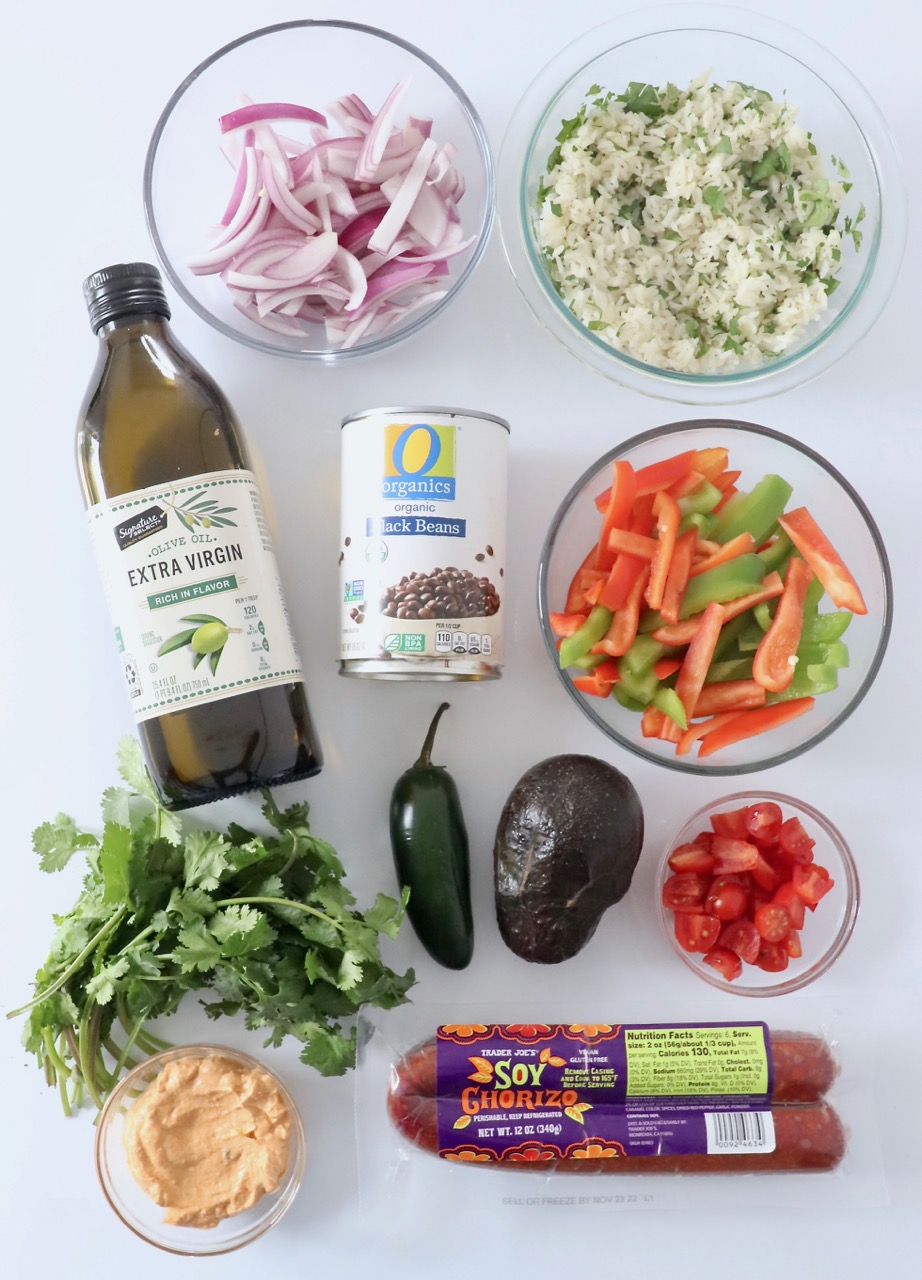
[190,621,229,654]
[157,614,239,674]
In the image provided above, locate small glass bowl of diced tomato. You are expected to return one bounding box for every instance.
[538,419,892,774]
[657,792,859,995]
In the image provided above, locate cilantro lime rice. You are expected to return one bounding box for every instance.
[537,75,862,373]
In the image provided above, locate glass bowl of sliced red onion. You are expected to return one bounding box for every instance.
[143,20,494,359]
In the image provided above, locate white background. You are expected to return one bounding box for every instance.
[2,0,919,1275]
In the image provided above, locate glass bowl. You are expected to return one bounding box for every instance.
[144,20,494,360]
[95,1044,305,1255]
[537,419,892,774]
[498,3,906,403]
[656,791,859,995]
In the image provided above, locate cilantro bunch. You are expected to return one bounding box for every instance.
[8,740,414,1114]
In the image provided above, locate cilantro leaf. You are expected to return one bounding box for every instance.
[33,815,98,872]
[182,830,230,890]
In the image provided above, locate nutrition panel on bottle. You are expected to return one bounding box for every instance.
[339,406,509,680]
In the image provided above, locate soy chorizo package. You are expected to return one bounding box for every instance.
[355,1004,887,1227]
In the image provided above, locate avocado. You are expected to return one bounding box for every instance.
[493,754,644,964]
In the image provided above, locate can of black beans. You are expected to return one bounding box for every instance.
[339,406,509,680]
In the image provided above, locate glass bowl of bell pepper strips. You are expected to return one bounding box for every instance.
[537,420,892,774]
[656,791,859,996]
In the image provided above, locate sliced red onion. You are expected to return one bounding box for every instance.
[220,101,327,133]
[368,138,438,255]
[192,82,472,346]
[354,80,409,182]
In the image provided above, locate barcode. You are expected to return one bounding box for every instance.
[705,1110,776,1154]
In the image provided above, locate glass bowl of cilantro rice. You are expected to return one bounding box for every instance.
[498,4,906,403]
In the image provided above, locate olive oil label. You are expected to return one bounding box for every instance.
[340,408,508,677]
[88,470,303,722]
[434,1023,775,1161]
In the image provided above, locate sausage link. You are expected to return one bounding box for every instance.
[387,1033,846,1173]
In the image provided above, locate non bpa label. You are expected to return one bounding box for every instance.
[434,1023,775,1162]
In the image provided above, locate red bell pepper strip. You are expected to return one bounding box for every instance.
[695,697,816,758]
[667,469,706,499]
[593,565,651,657]
[675,601,725,722]
[689,531,757,578]
[597,499,656,612]
[549,611,590,638]
[646,490,681,611]
[651,572,785,645]
[596,460,637,572]
[713,485,738,513]
[565,545,602,613]
[659,528,697,626]
[608,528,659,560]
[690,447,730,482]
[641,705,667,738]
[675,711,741,756]
[777,507,867,615]
[594,450,697,510]
[573,658,621,698]
[712,468,742,493]
[653,656,683,680]
[752,556,814,693]
[693,680,767,717]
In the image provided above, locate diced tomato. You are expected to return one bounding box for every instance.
[753,901,792,943]
[667,843,717,874]
[711,835,760,874]
[773,881,806,930]
[674,912,721,953]
[744,801,783,846]
[709,806,748,838]
[755,940,790,973]
[703,876,748,922]
[778,816,816,864]
[792,862,835,905]
[750,852,781,893]
[662,871,710,912]
[692,831,715,853]
[702,948,743,982]
[783,931,803,959]
[717,918,761,965]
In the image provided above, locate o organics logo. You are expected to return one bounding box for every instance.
[382,422,456,501]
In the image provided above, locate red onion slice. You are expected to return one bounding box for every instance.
[192,81,473,346]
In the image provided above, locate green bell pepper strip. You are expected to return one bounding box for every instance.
[800,611,853,643]
[652,685,688,730]
[767,662,840,703]
[803,573,826,615]
[558,605,612,668]
[677,480,723,517]
[616,661,660,706]
[711,611,753,660]
[621,634,669,675]
[796,640,849,668]
[757,530,795,575]
[710,474,794,546]
[753,600,776,632]
[677,511,717,539]
[736,620,768,652]
[706,656,755,684]
[678,554,767,619]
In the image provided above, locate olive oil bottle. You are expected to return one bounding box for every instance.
[77,262,322,809]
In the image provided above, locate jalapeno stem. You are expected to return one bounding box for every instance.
[416,702,450,767]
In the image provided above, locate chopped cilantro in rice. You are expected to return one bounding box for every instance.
[537,75,856,374]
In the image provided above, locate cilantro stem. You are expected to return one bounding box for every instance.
[78,1005,104,1111]
[42,1027,70,1080]
[5,908,128,1019]
[212,896,343,931]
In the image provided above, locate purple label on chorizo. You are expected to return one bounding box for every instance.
[434,1023,775,1163]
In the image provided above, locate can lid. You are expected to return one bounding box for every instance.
[83,262,171,332]
[341,406,511,433]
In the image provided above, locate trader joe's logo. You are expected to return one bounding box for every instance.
[382,422,456,501]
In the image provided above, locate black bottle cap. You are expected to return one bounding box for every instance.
[83,262,171,332]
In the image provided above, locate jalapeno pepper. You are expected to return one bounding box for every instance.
[389,703,473,970]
